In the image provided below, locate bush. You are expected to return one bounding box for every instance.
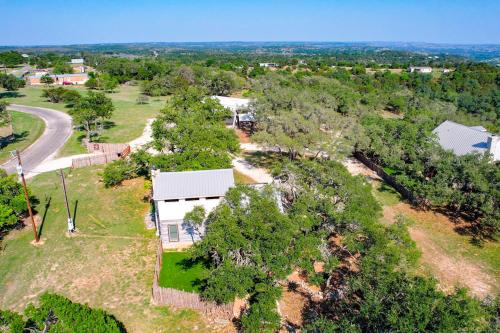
[0,174,30,231]
[1,293,125,332]
[102,160,134,187]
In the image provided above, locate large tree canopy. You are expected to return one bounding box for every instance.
[151,88,239,171]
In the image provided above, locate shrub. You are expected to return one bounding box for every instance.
[102,160,134,187]
[1,293,125,332]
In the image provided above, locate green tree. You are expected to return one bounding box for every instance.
[0,73,25,91]
[1,292,124,332]
[0,100,11,127]
[70,91,114,141]
[40,74,54,85]
[183,205,206,242]
[0,174,30,231]
[52,62,73,74]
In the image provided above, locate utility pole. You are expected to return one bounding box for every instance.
[12,150,39,242]
[59,169,74,233]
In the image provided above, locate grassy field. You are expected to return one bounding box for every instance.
[0,111,45,163]
[0,166,221,333]
[1,85,167,156]
[371,180,499,297]
[159,252,208,293]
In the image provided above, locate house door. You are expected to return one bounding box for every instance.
[167,224,179,242]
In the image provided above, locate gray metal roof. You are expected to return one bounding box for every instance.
[28,73,88,79]
[433,120,491,156]
[153,169,235,201]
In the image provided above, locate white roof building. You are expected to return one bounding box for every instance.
[212,96,253,127]
[70,58,84,64]
[409,66,433,73]
[433,120,499,161]
[152,169,235,248]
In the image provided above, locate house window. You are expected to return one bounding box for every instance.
[167,224,179,242]
[165,199,179,203]
[185,198,200,201]
[207,196,221,200]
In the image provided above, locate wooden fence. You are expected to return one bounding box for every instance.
[151,241,235,322]
[71,144,131,169]
[354,151,422,204]
[82,140,129,154]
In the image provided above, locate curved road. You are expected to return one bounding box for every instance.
[1,104,72,175]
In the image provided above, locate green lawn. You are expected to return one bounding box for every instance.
[0,111,45,163]
[0,167,214,332]
[159,252,208,293]
[1,85,168,157]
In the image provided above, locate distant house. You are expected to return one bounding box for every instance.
[259,63,279,68]
[433,120,499,161]
[408,66,433,74]
[26,73,89,85]
[298,60,307,65]
[152,169,235,248]
[212,96,255,128]
[69,58,86,73]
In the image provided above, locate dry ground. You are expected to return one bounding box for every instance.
[344,158,499,298]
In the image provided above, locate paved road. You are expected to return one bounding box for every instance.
[1,104,72,175]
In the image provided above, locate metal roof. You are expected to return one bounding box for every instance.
[28,73,88,79]
[153,169,235,201]
[212,96,251,112]
[71,58,84,64]
[433,120,491,156]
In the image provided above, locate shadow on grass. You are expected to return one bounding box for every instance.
[37,195,51,238]
[243,151,285,169]
[0,131,29,149]
[72,200,79,229]
[0,91,25,99]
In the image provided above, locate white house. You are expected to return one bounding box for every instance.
[212,96,254,128]
[70,58,84,64]
[409,66,433,74]
[259,63,279,68]
[433,120,499,161]
[152,169,235,248]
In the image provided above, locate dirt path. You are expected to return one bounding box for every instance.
[343,157,498,298]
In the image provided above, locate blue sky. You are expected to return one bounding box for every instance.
[1,0,499,45]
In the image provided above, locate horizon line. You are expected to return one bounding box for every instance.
[2,40,500,48]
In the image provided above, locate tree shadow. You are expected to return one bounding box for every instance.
[37,195,51,238]
[0,131,29,149]
[243,151,284,169]
[101,120,116,130]
[0,91,25,99]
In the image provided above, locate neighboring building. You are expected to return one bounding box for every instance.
[408,66,433,74]
[152,169,235,248]
[442,68,452,73]
[298,60,307,65]
[259,63,279,68]
[26,73,89,85]
[69,59,86,73]
[433,120,499,161]
[21,54,29,58]
[212,96,254,128]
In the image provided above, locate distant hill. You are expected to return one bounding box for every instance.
[1,41,499,63]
